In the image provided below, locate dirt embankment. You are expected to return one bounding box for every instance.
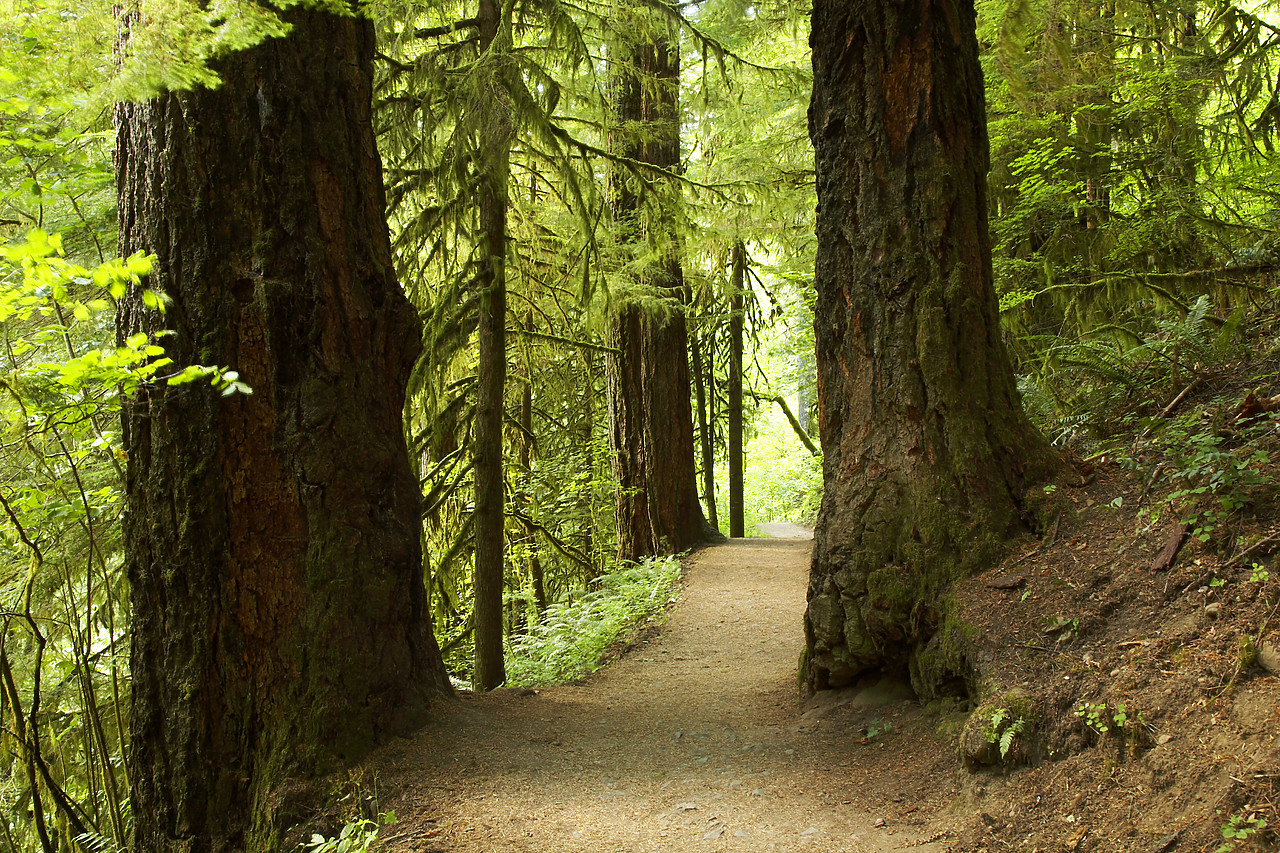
[368,489,1280,853]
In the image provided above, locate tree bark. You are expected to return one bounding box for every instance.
[116,10,449,852]
[472,0,512,692]
[605,11,709,561]
[690,335,718,531]
[806,0,1057,699]
[727,242,746,538]
[518,314,547,618]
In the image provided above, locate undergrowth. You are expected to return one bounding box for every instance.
[1017,293,1280,549]
[505,555,683,686]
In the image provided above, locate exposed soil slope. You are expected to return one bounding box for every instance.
[943,460,1280,853]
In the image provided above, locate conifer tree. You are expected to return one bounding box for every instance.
[377,0,616,676]
[805,0,1056,697]
[116,7,449,849]
[605,2,709,561]
[471,0,512,691]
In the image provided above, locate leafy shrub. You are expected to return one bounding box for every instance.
[1165,418,1272,542]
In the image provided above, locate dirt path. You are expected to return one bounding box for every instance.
[753,522,813,540]
[373,538,956,852]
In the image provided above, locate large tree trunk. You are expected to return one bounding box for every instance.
[805,0,1057,699]
[727,242,746,538]
[115,10,449,852]
[605,13,709,561]
[472,0,512,692]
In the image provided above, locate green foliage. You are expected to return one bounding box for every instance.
[984,707,1026,759]
[1019,295,1229,441]
[982,0,1280,470]
[304,811,397,853]
[1217,811,1268,853]
[865,718,894,741]
[505,555,681,686]
[1075,701,1111,736]
[721,282,821,531]
[1074,700,1141,740]
[736,403,822,529]
[0,1,117,255]
[1165,418,1272,544]
[115,0,294,97]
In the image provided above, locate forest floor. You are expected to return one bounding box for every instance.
[371,532,955,852]
[371,473,1280,853]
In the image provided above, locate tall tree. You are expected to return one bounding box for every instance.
[690,333,719,530]
[727,240,746,538]
[805,0,1057,698]
[378,0,615,676]
[115,8,450,850]
[471,0,513,691]
[605,5,710,561]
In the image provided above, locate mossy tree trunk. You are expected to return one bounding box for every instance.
[605,9,709,561]
[115,9,450,852]
[472,0,513,692]
[805,0,1057,698]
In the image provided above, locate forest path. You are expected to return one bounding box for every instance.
[373,537,954,853]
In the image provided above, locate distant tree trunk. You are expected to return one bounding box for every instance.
[805,0,1057,699]
[116,9,450,852]
[472,0,512,692]
[581,356,600,580]
[690,335,719,531]
[518,315,546,618]
[606,11,709,561]
[727,242,746,538]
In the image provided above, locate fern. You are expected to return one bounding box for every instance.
[999,722,1021,759]
[75,832,122,853]
[506,555,682,686]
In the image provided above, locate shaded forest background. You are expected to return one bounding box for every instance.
[1,0,1278,850]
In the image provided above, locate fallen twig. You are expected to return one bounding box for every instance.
[1140,378,1203,438]
[1225,530,1280,568]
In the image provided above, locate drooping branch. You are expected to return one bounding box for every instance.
[745,389,819,456]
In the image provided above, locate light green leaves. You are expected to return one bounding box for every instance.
[2,229,250,399]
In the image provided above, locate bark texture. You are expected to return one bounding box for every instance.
[606,14,709,561]
[727,242,746,539]
[472,0,512,692]
[806,0,1056,698]
[690,336,719,531]
[116,11,449,852]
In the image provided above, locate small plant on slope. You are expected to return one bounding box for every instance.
[1216,811,1267,853]
[985,708,1026,759]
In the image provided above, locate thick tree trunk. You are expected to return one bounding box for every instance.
[115,10,449,852]
[805,0,1057,699]
[605,13,709,561]
[472,0,512,692]
[690,335,719,531]
[727,242,746,538]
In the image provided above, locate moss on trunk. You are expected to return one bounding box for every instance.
[117,9,450,851]
[805,0,1059,698]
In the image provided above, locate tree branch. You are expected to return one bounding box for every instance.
[745,389,820,456]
